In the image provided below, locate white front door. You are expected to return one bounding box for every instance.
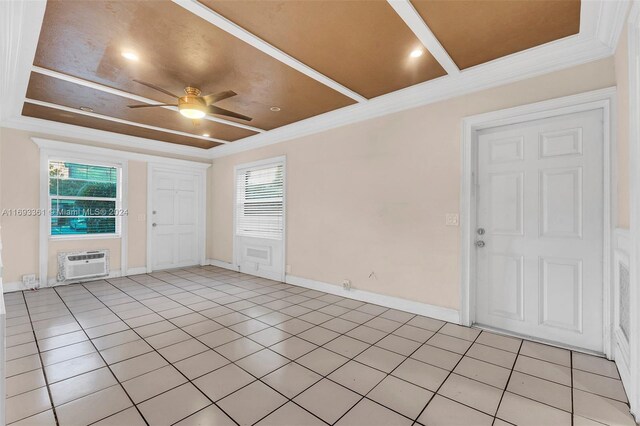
[234,158,285,281]
[151,168,201,270]
[475,109,604,352]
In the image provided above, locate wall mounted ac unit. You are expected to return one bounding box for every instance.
[59,250,109,281]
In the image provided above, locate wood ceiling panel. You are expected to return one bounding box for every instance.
[33,0,355,132]
[411,0,581,70]
[26,72,256,142]
[22,103,220,149]
[201,0,446,99]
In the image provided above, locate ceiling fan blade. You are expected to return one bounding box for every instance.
[207,105,252,121]
[132,79,180,99]
[202,90,237,105]
[127,103,178,109]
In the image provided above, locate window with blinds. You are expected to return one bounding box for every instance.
[49,160,121,236]
[235,163,284,240]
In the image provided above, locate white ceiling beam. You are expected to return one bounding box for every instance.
[387,0,460,76]
[0,0,46,121]
[31,66,265,134]
[24,98,229,144]
[172,0,368,103]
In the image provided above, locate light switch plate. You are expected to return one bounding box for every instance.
[445,213,459,226]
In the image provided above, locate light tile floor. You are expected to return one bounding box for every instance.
[3,266,637,426]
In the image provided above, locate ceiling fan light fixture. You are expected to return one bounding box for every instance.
[179,108,206,119]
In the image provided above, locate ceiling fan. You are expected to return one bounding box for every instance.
[127,79,252,121]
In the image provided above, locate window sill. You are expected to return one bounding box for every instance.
[49,234,121,241]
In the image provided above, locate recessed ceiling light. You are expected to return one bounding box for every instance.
[270,106,281,112]
[202,133,210,137]
[121,50,139,61]
[79,106,94,113]
[410,49,424,58]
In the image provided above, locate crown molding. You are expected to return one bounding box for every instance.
[209,34,615,158]
[31,66,265,134]
[32,137,211,169]
[2,115,210,159]
[0,0,45,121]
[0,0,629,161]
[208,0,628,158]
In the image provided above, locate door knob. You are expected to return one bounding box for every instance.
[475,240,485,248]
[152,223,157,227]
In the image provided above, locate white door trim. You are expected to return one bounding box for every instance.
[460,87,616,357]
[146,163,207,272]
[232,156,287,281]
[626,2,640,421]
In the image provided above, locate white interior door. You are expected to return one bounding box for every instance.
[234,158,285,281]
[151,168,201,270]
[475,109,604,352]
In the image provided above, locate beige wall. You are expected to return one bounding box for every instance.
[1,129,40,284]
[128,161,147,270]
[210,58,617,310]
[616,23,630,229]
[0,128,157,284]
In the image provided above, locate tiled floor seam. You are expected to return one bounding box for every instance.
[125,272,408,425]
[75,283,239,426]
[104,271,419,425]
[493,339,524,426]
[19,291,60,426]
[52,286,150,426]
[410,328,485,425]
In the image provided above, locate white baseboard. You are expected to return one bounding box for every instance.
[126,267,147,276]
[205,258,460,323]
[2,268,149,294]
[207,259,237,270]
[285,275,460,324]
[2,281,30,293]
[206,258,460,323]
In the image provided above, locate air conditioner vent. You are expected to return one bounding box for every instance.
[58,250,109,282]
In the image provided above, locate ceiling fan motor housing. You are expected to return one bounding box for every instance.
[179,87,207,116]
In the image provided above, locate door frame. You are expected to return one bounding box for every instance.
[460,87,617,357]
[232,155,287,281]
[146,162,209,272]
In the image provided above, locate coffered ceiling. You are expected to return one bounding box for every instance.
[0,0,627,157]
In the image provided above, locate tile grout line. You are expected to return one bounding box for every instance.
[74,283,243,426]
[51,286,151,426]
[19,290,61,426]
[121,269,407,426]
[492,338,524,426]
[12,267,626,426]
[106,268,423,425]
[410,328,485,426]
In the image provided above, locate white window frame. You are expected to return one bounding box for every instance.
[234,160,285,241]
[48,156,123,240]
[233,156,287,276]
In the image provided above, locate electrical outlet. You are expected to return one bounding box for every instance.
[342,279,351,291]
[445,213,460,226]
[22,274,37,288]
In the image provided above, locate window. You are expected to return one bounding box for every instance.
[49,160,121,236]
[235,163,284,240]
